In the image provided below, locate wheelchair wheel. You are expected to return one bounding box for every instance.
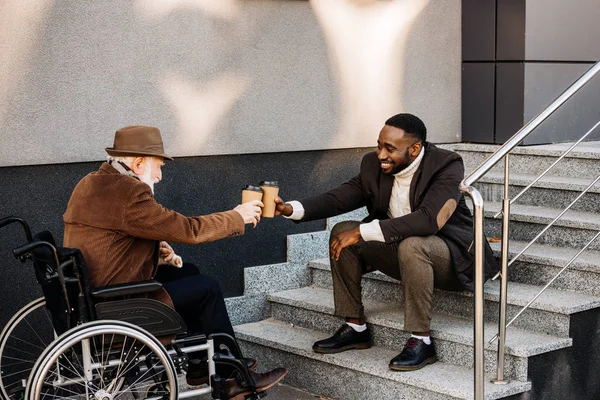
[25,320,177,400]
[0,297,55,400]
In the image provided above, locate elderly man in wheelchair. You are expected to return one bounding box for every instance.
[0,126,287,400]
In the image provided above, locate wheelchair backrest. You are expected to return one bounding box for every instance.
[29,231,94,335]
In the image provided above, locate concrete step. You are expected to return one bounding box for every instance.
[490,240,600,296]
[266,286,571,381]
[451,142,600,179]
[482,202,600,251]
[235,318,531,400]
[309,259,600,337]
[475,172,600,213]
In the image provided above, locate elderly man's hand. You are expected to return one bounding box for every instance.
[234,200,264,228]
[274,197,293,217]
[159,241,182,267]
[330,226,362,261]
[159,241,175,261]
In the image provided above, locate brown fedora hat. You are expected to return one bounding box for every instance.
[105,126,173,160]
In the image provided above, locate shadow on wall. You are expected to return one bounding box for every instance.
[0,0,338,166]
[0,0,460,170]
[311,0,430,148]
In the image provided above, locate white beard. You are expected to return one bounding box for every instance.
[139,166,156,194]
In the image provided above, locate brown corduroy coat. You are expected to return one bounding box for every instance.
[63,163,245,307]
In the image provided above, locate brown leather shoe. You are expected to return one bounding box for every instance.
[221,368,288,400]
[186,358,258,386]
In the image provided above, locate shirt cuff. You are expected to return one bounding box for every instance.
[359,220,385,242]
[283,200,305,220]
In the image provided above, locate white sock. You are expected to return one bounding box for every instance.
[346,322,367,332]
[411,334,431,345]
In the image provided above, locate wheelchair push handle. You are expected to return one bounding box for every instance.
[13,240,57,260]
[0,216,33,242]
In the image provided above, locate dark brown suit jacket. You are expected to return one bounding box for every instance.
[63,163,245,306]
[298,143,498,291]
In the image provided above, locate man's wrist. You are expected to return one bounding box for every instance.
[284,204,293,217]
[284,201,305,220]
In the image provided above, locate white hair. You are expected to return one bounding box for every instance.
[107,155,156,194]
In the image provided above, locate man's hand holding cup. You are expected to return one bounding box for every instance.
[234,200,264,228]
[274,197,293,217]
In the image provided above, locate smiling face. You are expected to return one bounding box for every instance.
[376,125,423,175]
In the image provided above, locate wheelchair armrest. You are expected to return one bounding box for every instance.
[90,280,163,300]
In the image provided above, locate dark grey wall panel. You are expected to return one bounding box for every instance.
[497,0,526,61]
[525,0,600,61]
[495,63,525,143]
[462,63,495,143]
[522,63,600,144]
[0,148,372,328]
[462,0,496,61]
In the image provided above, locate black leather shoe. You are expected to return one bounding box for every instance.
[312,323,372,354]
[389,337,436,371]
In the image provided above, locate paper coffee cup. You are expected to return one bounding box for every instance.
[259,181,279,218]
[242,185,263,203]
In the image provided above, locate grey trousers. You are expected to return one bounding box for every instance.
[330,221,463,333]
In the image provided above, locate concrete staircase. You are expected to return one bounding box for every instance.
[227,142,600,400]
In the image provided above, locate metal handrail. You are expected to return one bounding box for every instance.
[491,171,600,281]
[492,120,600,219]
[459,59,600,400]
[488,229,600,344]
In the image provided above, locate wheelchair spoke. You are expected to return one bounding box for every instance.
[2,354,37,364]
[31,323,176,400]
[24,317,48,348]
[1,365,37,379]
[0,298,55,400]
[6,342,45,357]
[112,335,128,386]
[116,358,167,392]
[52,351,101,393]
[97,333,105,390]
[5,334,47,351]
[112,340,147,382]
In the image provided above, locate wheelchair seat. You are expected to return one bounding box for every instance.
[21,230,188,338]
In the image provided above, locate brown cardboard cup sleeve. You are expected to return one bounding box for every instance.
[259,181,279,218]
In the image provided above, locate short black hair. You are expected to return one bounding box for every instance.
[385,113,427,142]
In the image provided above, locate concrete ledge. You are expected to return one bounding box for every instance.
[244,262,311,295]
[226,293,269,326]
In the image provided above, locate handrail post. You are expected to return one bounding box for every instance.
[460,184,485,400]
[493,155,510,384]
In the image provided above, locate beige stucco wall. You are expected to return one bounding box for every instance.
[0,0,461,167]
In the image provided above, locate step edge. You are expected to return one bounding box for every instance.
[308,261,600,314]
[267,288,573,357]
[235,319,533,399]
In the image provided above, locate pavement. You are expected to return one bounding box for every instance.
[265,383,332,399]
[194,382,333,400]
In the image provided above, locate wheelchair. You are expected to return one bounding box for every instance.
[0,216,264,400]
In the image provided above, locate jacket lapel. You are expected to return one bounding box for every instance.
[409,143,429,211]
[409,166,423,211]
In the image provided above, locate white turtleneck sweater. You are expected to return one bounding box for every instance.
[359,146,424,242]
[286,147,425,243]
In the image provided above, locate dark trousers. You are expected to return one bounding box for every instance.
[156,262,235,339]
[330,221,464,333]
